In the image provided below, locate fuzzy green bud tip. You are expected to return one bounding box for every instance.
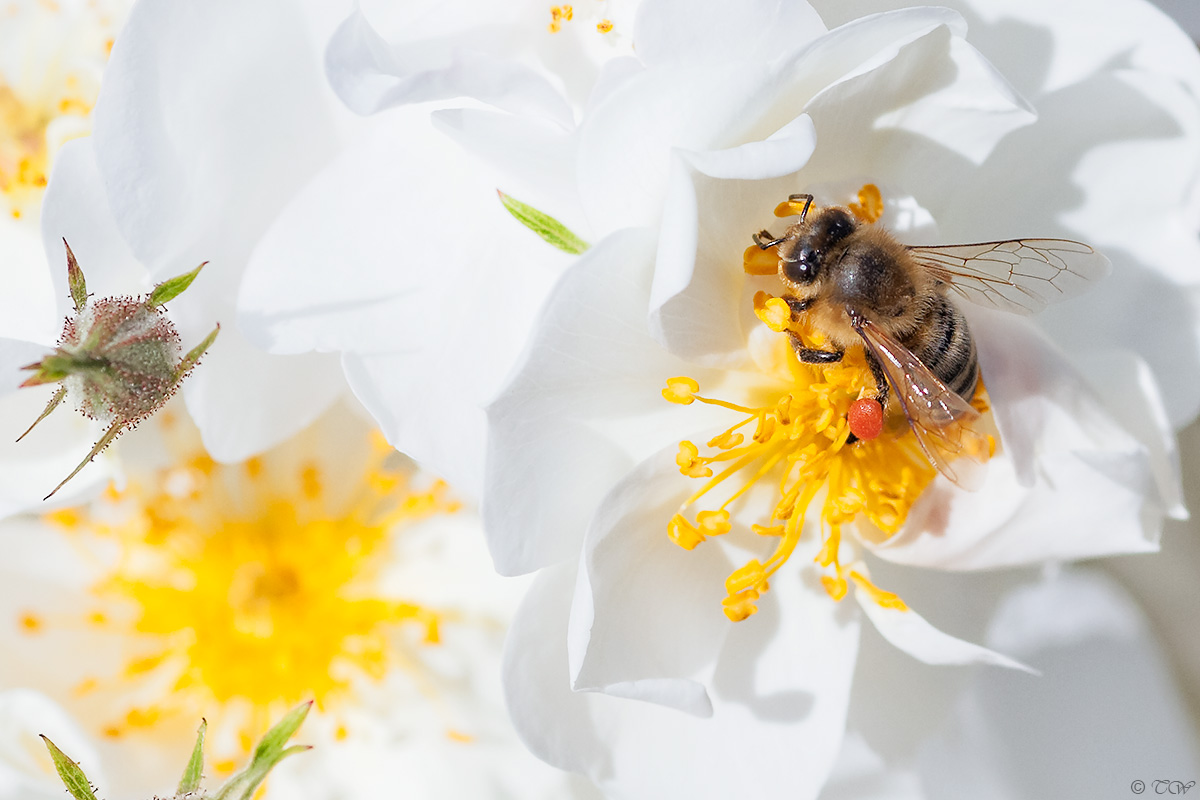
[147,261,208,308]
[64,240,88,313]
[40,736,98,800]
[497,190,590,255]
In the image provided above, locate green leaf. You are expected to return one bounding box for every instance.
[497,191,590,255]
[39,736,98,800]
[147,261,208,308]
[178,718,207,794]
[212,701,312,800]
[63,239,87,313]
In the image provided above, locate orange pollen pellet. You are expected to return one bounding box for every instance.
[847,397,883,440]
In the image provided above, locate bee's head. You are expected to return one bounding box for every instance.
[777,207,858,287]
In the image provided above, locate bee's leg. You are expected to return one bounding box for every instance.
[788,333,843,364]
[863,350,889,407]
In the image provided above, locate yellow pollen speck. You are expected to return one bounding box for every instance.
[214,759,237,775]
[19,612,42,632]
[447,729,474,743]
[596,18,613,33]
[335,724,349,741]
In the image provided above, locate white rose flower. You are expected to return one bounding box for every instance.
[0,0,132,515]
[237,0,1200,796]
[0,403,593,800]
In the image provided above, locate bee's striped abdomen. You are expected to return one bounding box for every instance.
[906,295,978,401]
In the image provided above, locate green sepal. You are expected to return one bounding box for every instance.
[39,736,99,800]
[178,718,207,794]
[212,701,312,800]
[497,191,590,255]
[64,240,87,313]
[16,385,67,442]
[147,261,208,308]
[176,323,220,380]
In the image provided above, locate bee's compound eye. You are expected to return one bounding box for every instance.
[783,247,820,284]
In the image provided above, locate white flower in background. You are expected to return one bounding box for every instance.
[0,0,132,516]
[0,402,592,800]
[236,0,1200,796]
[0,0,129,345]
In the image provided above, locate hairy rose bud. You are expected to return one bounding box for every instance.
[17,240,219,498]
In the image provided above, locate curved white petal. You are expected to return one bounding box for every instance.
[484,228,731,575]
[917,568,1200,797]
[507,563,860,799]
[39,139,147,322]
[325,7,574,128]
[568,447,736,716]
[632,0,826,68]
[91,0,342,273]
[855,589,1033,673]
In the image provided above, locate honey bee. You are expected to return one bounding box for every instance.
[752,192,1110,487]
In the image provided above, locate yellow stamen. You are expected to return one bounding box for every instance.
[38,417,461,761]
[848,183,884,224]
[596,19,613,33]
[742,244,779,276]
[667,187,995,619]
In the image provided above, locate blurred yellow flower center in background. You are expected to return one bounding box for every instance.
[0,80,91,218]
[40,418,458,755]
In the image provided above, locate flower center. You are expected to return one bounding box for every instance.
[665,186,993,621]
[0,61,98,220]
[36,417,458,756]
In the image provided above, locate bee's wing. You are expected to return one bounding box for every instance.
[854,317,990,490]
[907,239,1110,315]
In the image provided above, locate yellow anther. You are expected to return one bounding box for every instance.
[696,509,731,538]
[821,575,848,601]
[815,526,841,567]
[596,19,613,33]
[722,591,760,622]
[675,440,712,478]
[752,523,784,537]
[753,292,792,332]
[725,560,767,595]
[743,244,779,276]
[707,430,744,449]
[662,376,701,404]
[668,514,704,550]
[774,198,812,218]
[849,570,908,611]
[848,183,884,224]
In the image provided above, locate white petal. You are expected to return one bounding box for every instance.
[567,447,736,716]
[182,333,345,462]
[918,569,1200,797]
[647,119,817,364]
[39,139,147,316]
[325,6,573,127]
[91,0,341,274]
[856,589,1033,673]
[0,384,114,517]
[632,0,826,68]
[0,690,105,800]
[506,563,860,799]
[484,229,729,574]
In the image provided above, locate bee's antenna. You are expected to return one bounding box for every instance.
[753,231,786,250]
[787,193,814,222]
